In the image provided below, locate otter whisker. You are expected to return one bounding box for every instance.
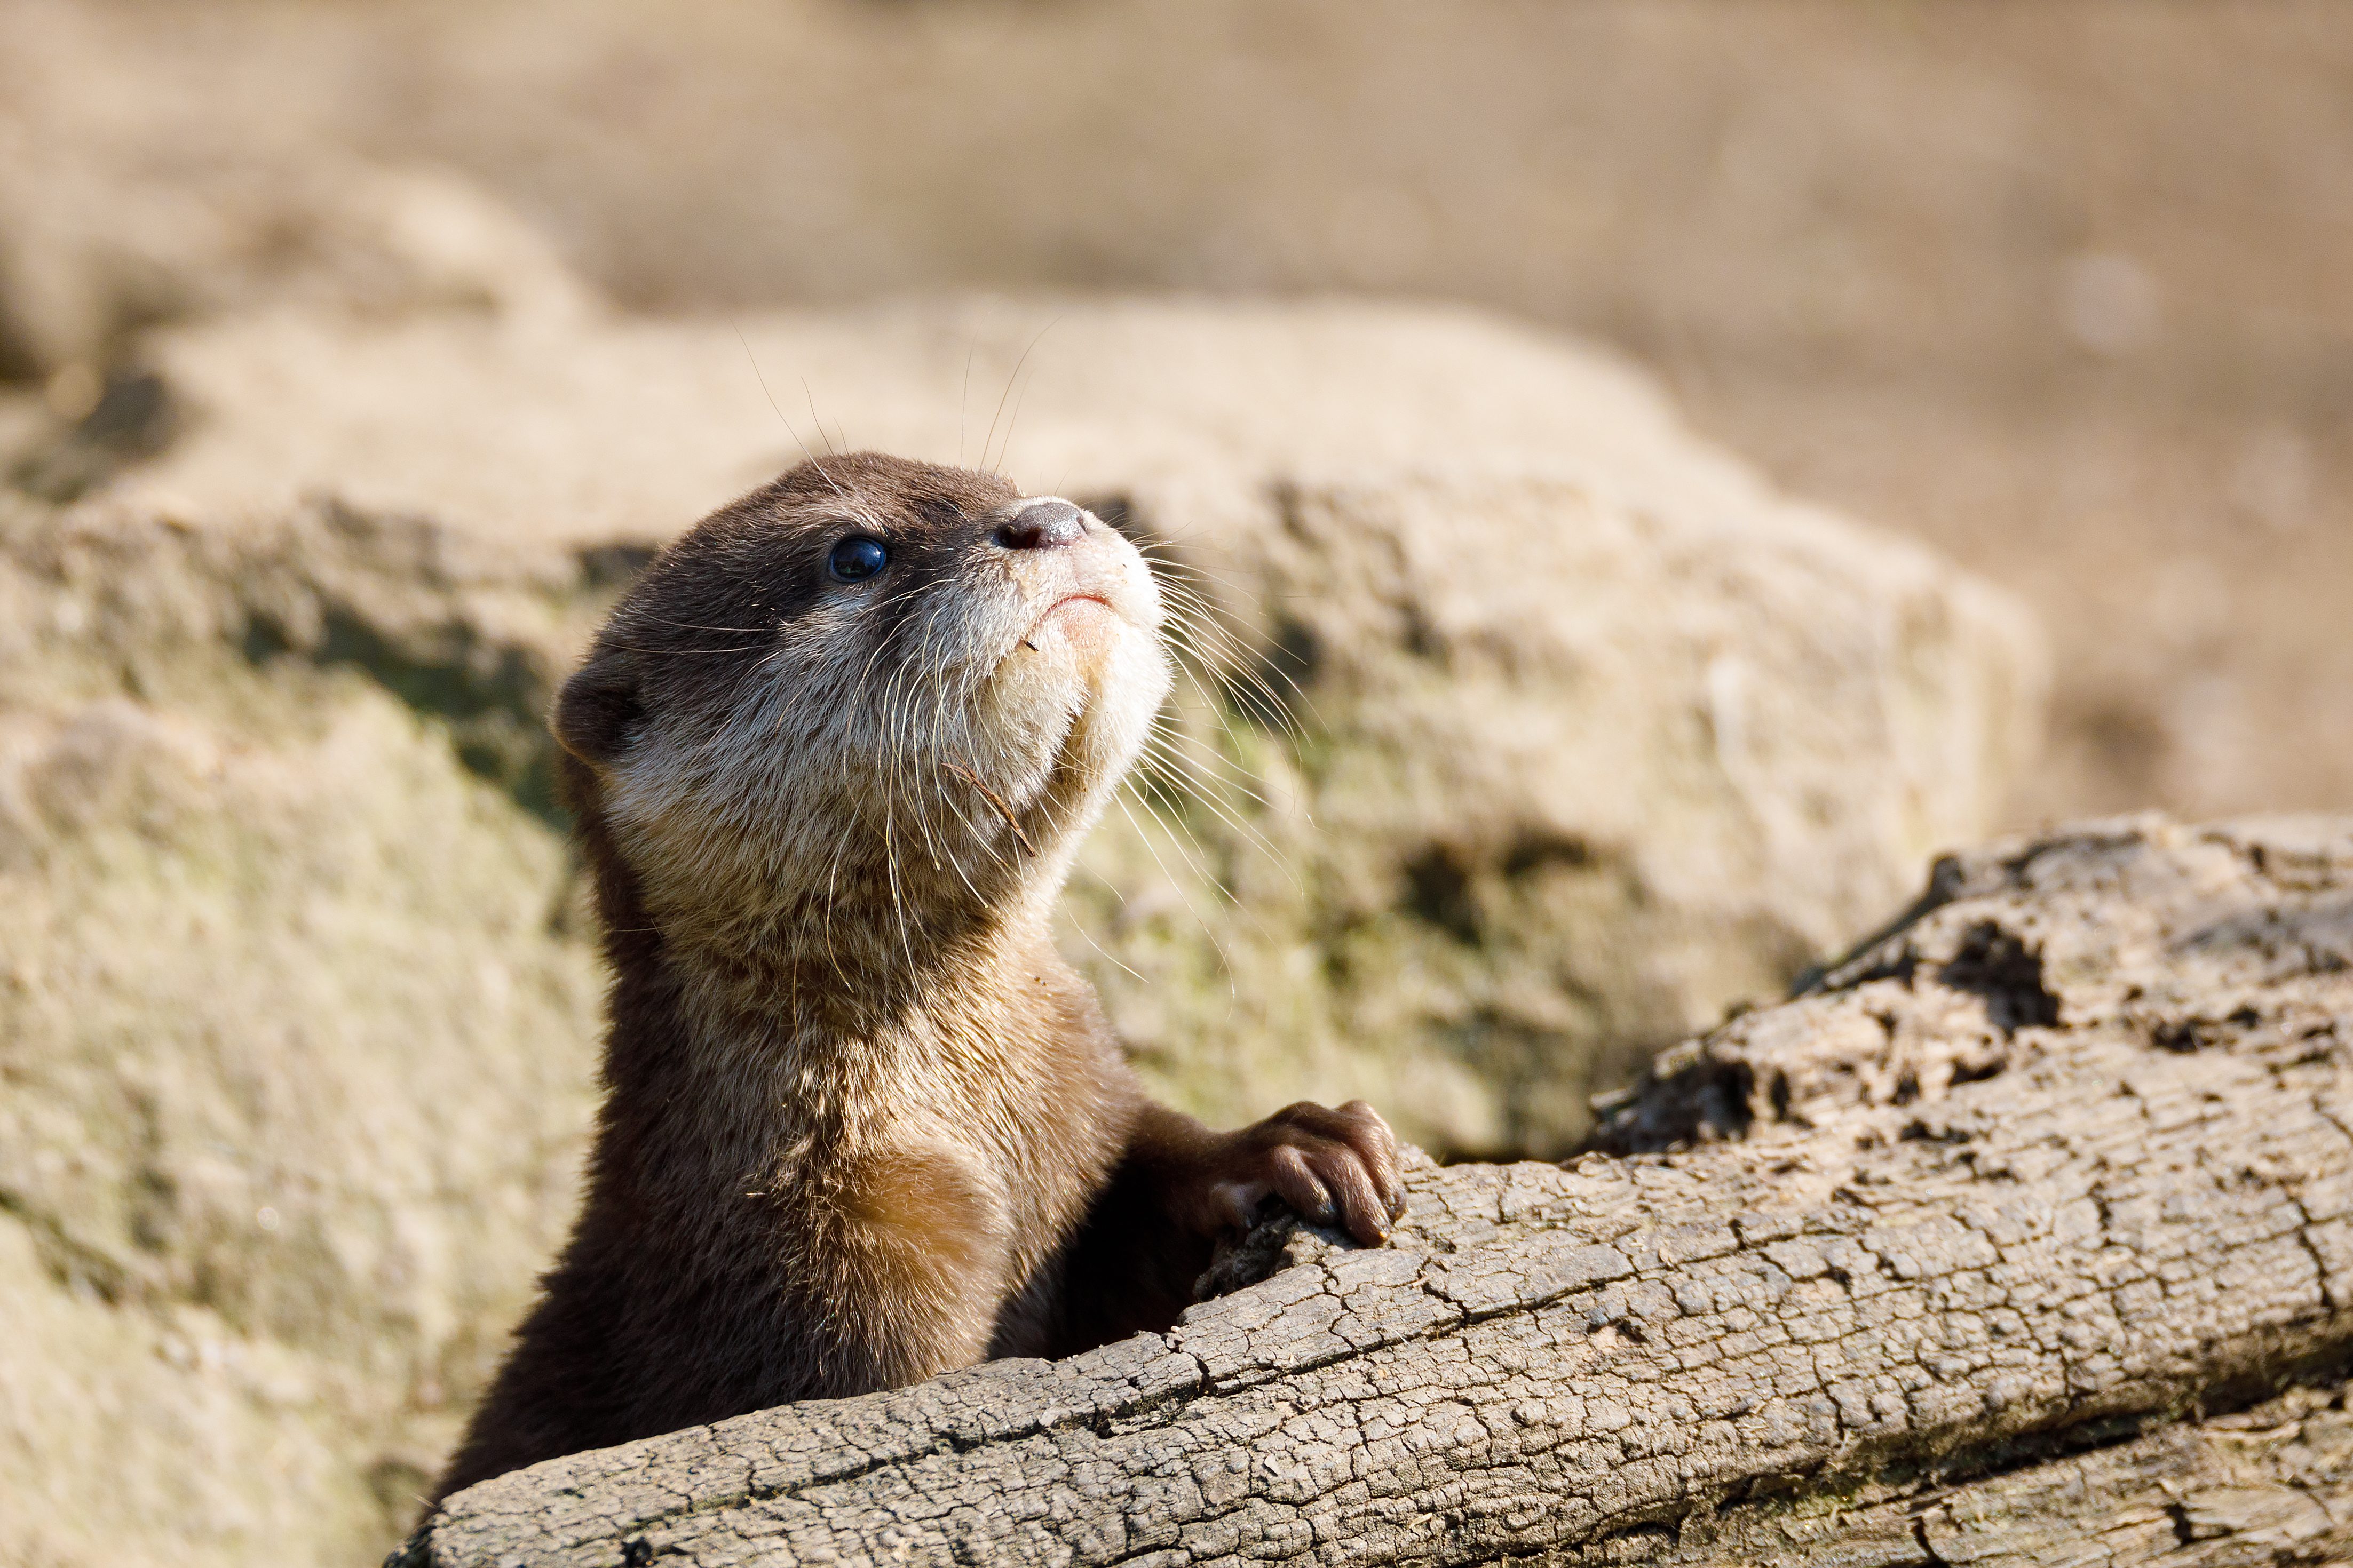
[1155,639,1316,808]
[1154,584,1312,709]
[1148,580,1280,672]
[810,627,913,988]
[601,641,772,656]
[1161,606,1327,741]
[1154,664,1294,809]
[958,345,976,469]
[1125,781,1294,956]
[1146,558,1316,653]
[1136,728,1304,897]
[733,322,847,502]
[613,612,778,633]
[1126,549,1272,611]
[1110,790,1241,1008]
[1129,549,1261,599]
[1119,710,1306,937]
[933,781,1019,900]
[876,657,926,972]
[1059,863,1152,986]
[993,364,1038,480]
[889,609,971,915]
[904,607,968,877]
[1140,723,1287,842]
[817,813,861,995]
[876,648,934,873]
[799,376,840,458]
[1144,699,1255,787]
[981,316,1059,476]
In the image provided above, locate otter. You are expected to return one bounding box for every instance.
[434,452,1403,1497]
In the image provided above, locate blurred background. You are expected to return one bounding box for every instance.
[0,3,2347,1564]
[9,0,2349,822]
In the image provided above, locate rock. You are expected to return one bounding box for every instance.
[0,288,2042,1566]
[91,296,2045,1155]
[0,500,609,1568]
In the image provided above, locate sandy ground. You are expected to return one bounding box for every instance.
[6,0,2349,828]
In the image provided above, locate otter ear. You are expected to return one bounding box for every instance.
[551,662,644,766]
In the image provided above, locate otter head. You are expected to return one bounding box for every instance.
[553,452,1169,979]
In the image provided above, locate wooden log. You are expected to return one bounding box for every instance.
[397,815,2353,1566]
[1609,1380,2353,1566]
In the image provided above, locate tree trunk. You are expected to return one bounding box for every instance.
[397,815,2353,1567]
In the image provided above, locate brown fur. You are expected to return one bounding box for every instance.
[435,454,1402,1499]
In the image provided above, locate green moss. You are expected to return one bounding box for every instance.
[242,606,568,827]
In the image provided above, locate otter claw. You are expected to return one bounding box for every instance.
[1221,1099,1405,1247]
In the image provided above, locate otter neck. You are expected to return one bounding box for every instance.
[584,796,1076,1049]
[671,902,1060,1045]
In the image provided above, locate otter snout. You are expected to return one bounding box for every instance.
[970,493,1168,823]
[994,499,1087,552]
[984,496,1161,649]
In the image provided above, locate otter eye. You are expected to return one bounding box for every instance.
[827,536,889,583]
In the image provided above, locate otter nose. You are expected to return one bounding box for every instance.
[993,500,1087,551]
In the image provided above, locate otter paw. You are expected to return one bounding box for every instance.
[1210,1100,1406,1246]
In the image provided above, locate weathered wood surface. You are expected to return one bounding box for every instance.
[1618,1380,2353,1566]
[400,815,2353,1567]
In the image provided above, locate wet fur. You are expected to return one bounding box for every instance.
[436,455,1399,1498]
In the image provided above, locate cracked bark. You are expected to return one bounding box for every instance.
[396,815,2353,1567]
